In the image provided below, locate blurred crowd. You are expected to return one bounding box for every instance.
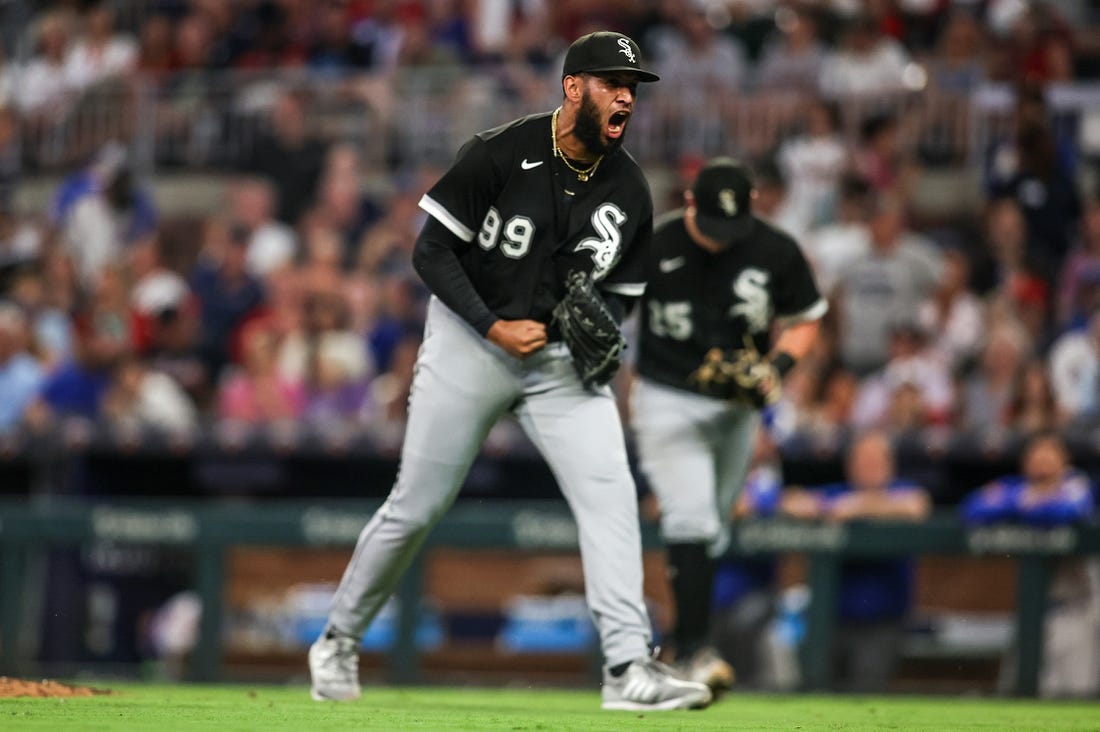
[0,0,1096,464]
[2,0,1096,104]
[0,0,1097,177]
[0,128,431,450]
[752,82,1100,452]
[0,0,1097,167]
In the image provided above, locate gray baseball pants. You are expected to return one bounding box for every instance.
[327,297,652,667]
[631,377,760,557]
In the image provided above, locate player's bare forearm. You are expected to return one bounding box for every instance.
[772,319,819,362]
[486,319,548,359]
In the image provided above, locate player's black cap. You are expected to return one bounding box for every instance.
[692,157,755,244]
[562,31,660,83]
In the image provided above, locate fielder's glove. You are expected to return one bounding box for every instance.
[552,271,627,389]
[688,335,783,409]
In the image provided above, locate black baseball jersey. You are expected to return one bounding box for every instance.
[418,112,652,324]
[637,211,827,393]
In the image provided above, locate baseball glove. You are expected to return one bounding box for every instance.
[552,271,627,389]
[688,335,782,408]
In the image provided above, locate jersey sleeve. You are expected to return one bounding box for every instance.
[418,136,503,243]
[774,239,827,325]
[600,201,652,298]
[412,217,499,335]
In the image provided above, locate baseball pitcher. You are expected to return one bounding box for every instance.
[309,32,712,712]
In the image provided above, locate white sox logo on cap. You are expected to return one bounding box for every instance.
[719,189,737,217]
[561,31,659,81]
[617,38,636,63]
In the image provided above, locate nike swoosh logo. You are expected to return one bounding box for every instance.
[521,159,543,170]
[659,256,685,273]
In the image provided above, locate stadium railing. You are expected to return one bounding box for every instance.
[16,70,1100,175]
[0,496,1097,696]
[4,418,1097,502]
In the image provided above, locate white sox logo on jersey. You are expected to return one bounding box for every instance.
[576,203,627,280]
[730,268,771,333]
[617,38,636,63]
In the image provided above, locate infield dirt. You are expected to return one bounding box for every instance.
[0,677,110,698]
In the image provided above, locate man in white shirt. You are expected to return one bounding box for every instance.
[818,15,911,98]
[64,3,137,91]
[804,175,874,297]
[777,100,849,234]
[16,12,73,116]
[1049,311,1100,419]
[835,200,943,375]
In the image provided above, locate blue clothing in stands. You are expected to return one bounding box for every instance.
[190,261,264,333]
[713,467,781,609]
[51,171,158,243]
[51,172,96,224]
[39,362,111,420]
[960,472,1095,527]
[810,480,923,622]
[0,353,43,431]
[190,260,265,370]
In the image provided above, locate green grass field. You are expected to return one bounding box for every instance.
[3,684,1099,731]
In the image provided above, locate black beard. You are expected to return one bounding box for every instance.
[572,91,623,158]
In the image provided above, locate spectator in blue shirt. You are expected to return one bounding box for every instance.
[0,303,44,432]
[960,432,1099,698]
[23,305,130,428]
[190,220,265,379]
[961,432,1094,527]
[29,346,114,424]
[780,430,930,692]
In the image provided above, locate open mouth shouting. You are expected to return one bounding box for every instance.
[607,109,631,140]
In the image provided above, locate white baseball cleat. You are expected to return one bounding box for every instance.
[309,632,361,701]
[601,656,713,711]
[677,647,735,692]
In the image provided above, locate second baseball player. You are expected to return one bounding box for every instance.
[632,157,827,689]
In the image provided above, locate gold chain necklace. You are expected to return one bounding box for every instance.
[551,107,602,182]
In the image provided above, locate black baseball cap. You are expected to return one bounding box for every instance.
[562,31,660,83]
[692,157,755,244]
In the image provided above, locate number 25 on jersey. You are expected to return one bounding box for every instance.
[649,300,693,340]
